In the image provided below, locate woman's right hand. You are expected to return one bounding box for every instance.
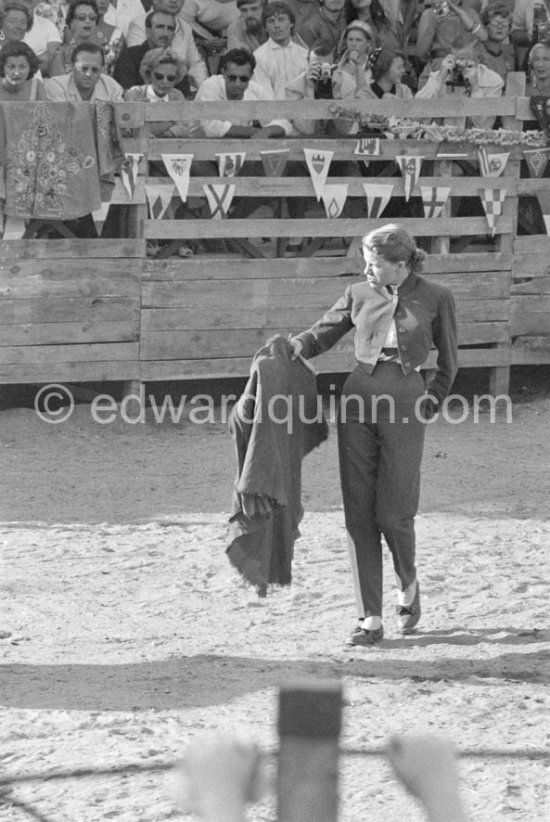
[439,54,456,77]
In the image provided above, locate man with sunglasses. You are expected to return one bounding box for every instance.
[44,42,124,100]
[114,9,192,95]
[194,47,290,136]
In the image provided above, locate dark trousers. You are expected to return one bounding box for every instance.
[337,362,426,619]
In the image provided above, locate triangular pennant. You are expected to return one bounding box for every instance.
[420,186,451,218]
[145,183,174,220]
[396,155,424,201]
[2,216,26,240]
[362,183,394,218]
[120,153,143,199]
[535,190,550,226]
[354,137,380,156]
[303,148,333,201]
[479,187,507,236]
[259,148,290,177]
[321,184,348,218]
[202,183,236,219]
[91,201,111,234]
[477,148,509,178]
[162,154,193,203]
[524,148,550,178]
[543,215,550,235]
[215,152,246,177]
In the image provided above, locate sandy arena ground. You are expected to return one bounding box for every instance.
[1,372,549,821]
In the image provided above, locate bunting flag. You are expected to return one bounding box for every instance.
[2,216,26,240]
[259,148,290,177]
[544,215,550,235]
[524,147,550,178]
[216,152,246,178]
[396,155,424,201]
[91,202,111,234]
[321,184,348,218]
[303,148,333,200]
[354,137,380,156]
[362,182,394,218]
[145,183,174,220]
[120,152,143,199]
[477,148,509,178]
[535,189,550,232]
[203,183,236,219]
[162,153,193,203]
[479,187,507,236]
[420,186,451,218]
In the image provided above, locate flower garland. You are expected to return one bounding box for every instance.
[328,105,547,147]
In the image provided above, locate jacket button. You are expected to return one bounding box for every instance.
[404,361,411,368]
[398,327,406,333]
[401,344,408,351]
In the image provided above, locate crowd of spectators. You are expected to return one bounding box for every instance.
[0,0,549,241]
[0,0,547,107]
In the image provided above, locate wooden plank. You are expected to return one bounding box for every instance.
[0,265,141,299]
[513,252,550,278]
[511,276,550,294]
[139,357,252,380]
[142,253,511,281]
[0,342,139,364]
[0,239,145,260]
[0,297,139,324]
[0,321,138,346]
[145,216,511,241]
[141,175,517,197]
[514,236,550,255]
[0,361,141,383]
[511,347,550,364]
[511,295,550,314]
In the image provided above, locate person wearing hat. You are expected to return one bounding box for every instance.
[335,18,376,84]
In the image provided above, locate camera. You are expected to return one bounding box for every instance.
[433,0,450,18]
[446,58,470,90]
[314,62,336,99]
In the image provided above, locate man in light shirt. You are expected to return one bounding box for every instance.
[126,0,208,90]
[252,1,308,98]
[44,42,124,99]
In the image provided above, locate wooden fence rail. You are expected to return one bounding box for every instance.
[0,85,549,392]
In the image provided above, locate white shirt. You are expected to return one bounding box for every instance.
[252,38,308,100]
[104,0,147,38]
[126,14,208,87]
[24,15,62,56]
[194,74,292,137]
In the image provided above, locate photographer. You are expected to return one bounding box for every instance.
[416,0,487,66]
[416,46,503,128]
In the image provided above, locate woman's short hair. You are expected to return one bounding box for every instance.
[139,47,187,83]
[65,0,100,28]
[262,1,295,27]
[529,38,550,62]
[0,39,39,78]
[219,47,256,73]
[1,2,34,32]
[482,1,511,26]
[363,224,426,274]
[370,49,406,81]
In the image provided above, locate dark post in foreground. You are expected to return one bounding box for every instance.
[277,679,343,822]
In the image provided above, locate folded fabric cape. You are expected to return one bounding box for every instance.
[227,336,328,594]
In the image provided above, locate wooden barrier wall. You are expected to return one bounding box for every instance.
[1,89,550,392]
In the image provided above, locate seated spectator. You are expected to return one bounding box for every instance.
[298,0,346,53]
[478,0,515,81]
[528,36,550,94]
[0,39,46,98]
[23,1,63,74]
[49,0,107,75]
[179,0,240,36]
[252,1,308,97]
[360,45,413,97]
[124,47,192,136]
[416,0,487,67]
[0,2,35,50]
[114,10,192,95]
[226,0,267,51]
[416,45,504,128]
[45,39,124,97]
[335,18,375,85]
[511,0,550,70]
[344,0,410,56]
[195,46,291,135]
[126,0,208,92]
